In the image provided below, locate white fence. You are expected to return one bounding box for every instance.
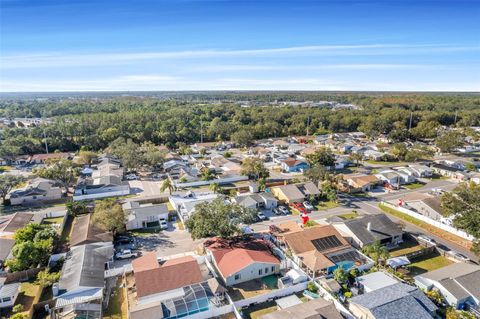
[184,304,234,319]
[174,175,249,188]
[381,202,474,241]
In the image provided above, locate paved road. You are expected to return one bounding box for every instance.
[252,178,478,263]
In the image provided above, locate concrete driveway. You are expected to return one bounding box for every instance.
[133,226,204,258]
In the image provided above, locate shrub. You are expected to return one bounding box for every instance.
[307,282,318,293]
[344,291,353,298]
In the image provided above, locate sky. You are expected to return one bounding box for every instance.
[0,0,479,92]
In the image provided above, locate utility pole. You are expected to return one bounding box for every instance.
[43,128,49,154]
[408,112,413,130]
[200,120,204,143]
[306,116,311,136]
[454,110,458,125]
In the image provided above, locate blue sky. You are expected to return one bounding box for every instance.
[0,0,479,92]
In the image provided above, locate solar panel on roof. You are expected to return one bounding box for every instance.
[311,235,342,251]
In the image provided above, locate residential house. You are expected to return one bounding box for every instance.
[128,252,227,319]
[332,214,403,249]
[259,298,343,319]
[73,156,129,201]
[408,164,434,178]
[234,193,278,211]
[344,175,380,192]
[272,224,371,277]
[431,163,468,180]
[169,192,218,222]
[415,263,480,310]
[123,201,170,230]
[69,214,113,247]
[0,238,14,268]
[29,152,71,164]
[349,282,437,319]
[0,212,34,237]
[0,278,20,308]
[8,178,63,205]
[356,271,399,293]
[205,237,281,286]
[272,139,289,150]
[270,182,320,204]
[375,170,402,186]
[363,150,385,161]
[281,158,310,173]
[52,243,114,319]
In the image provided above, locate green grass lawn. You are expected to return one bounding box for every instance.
[408,253,453,276]
[15,281,41,317]
[129,227,162,237]
[104,282,127,319]
[390,239,424,257]
[315,201,338,211]
[243,301,278,319]
[338,211,359,220]
[365,160,403,165]
[60,214,74,242]
[41,216,64,225]
[404,182,425,190]
[378,203,472,249]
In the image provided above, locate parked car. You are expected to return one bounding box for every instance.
[303,201,314,211]
[257,212,268,221]
[417,235,437,246]
[278,206,290,215]
[115,249,141,260]
[447,250,470,262]
[273,207,282,216]
[159,219,168,230]
[126,174,138,180]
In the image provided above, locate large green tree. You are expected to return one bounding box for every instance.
[441,183,480,255]
[436,131,465,153]
[0,174,24,203]
[5,223,58,271]
[305,148,336,167]
[33,158,80,193]
[185,198,254,239]
[92,199,126,234]
[241,157,269,180]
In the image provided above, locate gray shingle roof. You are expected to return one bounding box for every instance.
[0,238,15,262]
[344,214,403,245]
[349,283,437,319]
[59,243,113,294]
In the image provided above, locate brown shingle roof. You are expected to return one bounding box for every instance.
[0,213,33,233]
[69,214,113,247]
[133,253,203,298]
[283,225,351,255]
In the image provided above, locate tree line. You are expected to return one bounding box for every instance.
[0,93,479,157]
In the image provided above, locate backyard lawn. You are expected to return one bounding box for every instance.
[242,301,277,319]
[14,281,41,318]
[365,160,403,165]
[229,275,278,301]
[407,252,453,276]
[390,239,423,257]
[41,216,64,225]
[104,282,128,319]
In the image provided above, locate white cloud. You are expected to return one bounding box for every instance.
[2,44,478,69]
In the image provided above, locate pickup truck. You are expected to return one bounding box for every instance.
[115,249,141,260]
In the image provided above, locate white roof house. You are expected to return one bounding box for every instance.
[169,192,218,222]
[357,271,399,293]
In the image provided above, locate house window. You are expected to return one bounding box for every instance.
[271,266,275,272]
[258,269,262,275]
[265,267,269,274]
[234,274,240,281]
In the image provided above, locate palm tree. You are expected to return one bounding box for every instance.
[349,153,363,166]
[160,178,174,195]
[209,182,221,194]
[362,240,390,265]
[258,178,266,192]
